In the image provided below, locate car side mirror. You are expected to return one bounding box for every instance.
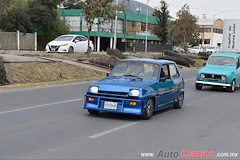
[160,77,167,82]
[74,40,80,43]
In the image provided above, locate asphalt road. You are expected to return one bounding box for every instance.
[0,70,239,160]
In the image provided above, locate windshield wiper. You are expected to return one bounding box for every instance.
[122,74,142,79]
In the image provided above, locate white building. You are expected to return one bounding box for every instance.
[198,18,223,50]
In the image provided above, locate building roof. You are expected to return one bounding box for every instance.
[197,19,214,26]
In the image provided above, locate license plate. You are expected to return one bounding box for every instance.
[104,101,117,110]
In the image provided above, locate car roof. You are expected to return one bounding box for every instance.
[60,34,85,37]
[120,59,175,65]
[210,52,240,58]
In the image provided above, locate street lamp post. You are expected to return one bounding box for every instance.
[113,0,119,49]
[145,0,150,53]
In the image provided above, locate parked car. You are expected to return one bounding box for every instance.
[45,34,94,53]
[84,59,185,119]
[196,53,240,92]
[189,46,204,54]
[206,46,219,53]
[173,46,185,53]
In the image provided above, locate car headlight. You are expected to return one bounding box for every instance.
[200,74,205,78]
[129,89,140,97]
[90,86,98,93]
[221,75,226,81]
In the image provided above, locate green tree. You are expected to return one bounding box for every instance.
[153,0,170,44]
[170,4,200,51]
[27,0,69,41]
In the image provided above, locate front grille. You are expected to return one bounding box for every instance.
[49,45,59,51]
[88,91,138,99]
[98,90,128,96]
[204,74,222,80]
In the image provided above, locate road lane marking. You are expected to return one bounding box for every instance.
[89,122,139,139]
[0,98,82,115]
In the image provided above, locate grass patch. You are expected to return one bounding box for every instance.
[23,53,105,60]
[4,62,105,84]
[194,59,207,68]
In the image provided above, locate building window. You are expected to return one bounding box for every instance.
[204,39,210,44]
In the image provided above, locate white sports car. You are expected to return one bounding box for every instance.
[45,35,94,53]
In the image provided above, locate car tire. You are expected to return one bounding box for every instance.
[196,83,202,90]
[88,109,100,115]
[141,98,154,120]
[227,80,235,92]
[173,93,184,109]
[68,46,74,53]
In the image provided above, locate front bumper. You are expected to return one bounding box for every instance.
[196,81,231,87]
[84,95,146,115]
[45,45,69,53]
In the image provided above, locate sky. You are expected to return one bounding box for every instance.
[135,0,240,20]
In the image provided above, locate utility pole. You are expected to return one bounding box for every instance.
[113,0,119,49]
[145,0,150,53]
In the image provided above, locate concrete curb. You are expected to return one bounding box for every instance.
[0,76,105,90]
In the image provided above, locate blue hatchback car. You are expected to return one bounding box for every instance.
[196,53,240,92]
[84,59,185,119]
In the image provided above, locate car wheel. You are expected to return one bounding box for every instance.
[88,110,100,115]
[141,98,154,120]
[227,80,235,92]
[68,46,74,53]
[173,93,184,109]
[196,83,202,90]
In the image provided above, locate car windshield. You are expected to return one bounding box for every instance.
[109,61,160,80]
[208,56,235,66]
[54,36,74,41]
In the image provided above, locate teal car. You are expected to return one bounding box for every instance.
[196,53,240,92]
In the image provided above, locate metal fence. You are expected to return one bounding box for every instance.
[0,31,37,51]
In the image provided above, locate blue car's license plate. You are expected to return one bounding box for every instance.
[104,101,117,110]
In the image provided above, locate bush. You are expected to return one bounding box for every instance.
[163,50,195,66]
[89,56,119,69]
[106,48,126,59]
[159,56,191,67]
[0,57,7,85]
[198,52,211,60]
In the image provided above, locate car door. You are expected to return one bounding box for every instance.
[155,64,175,110]
[79,36,88,52]
[168,63,183,101]
[72,36,82,52]
[236,57,240,86]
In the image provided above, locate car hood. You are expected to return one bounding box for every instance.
[199,65,235,75]
[91,77,156,92]
[47,41,70,46]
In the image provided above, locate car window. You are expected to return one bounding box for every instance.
[73,36,81,42]
[109,61,159,80]
[80,37,87,41]
[208,56,235,66]
[169,64,179,78]
[54,36,74,41]
[160,64,170,79]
